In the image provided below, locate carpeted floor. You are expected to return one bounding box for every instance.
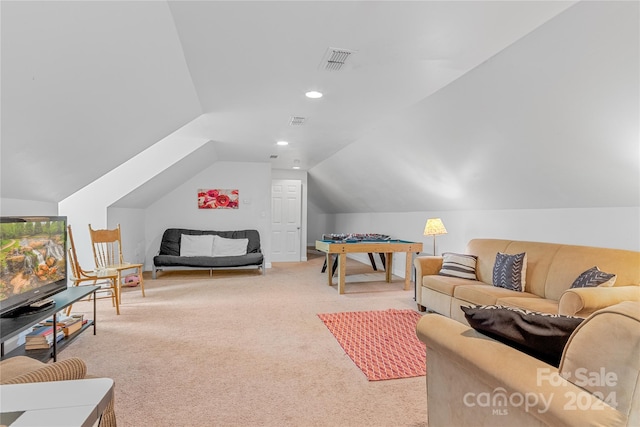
[60,250,428,426]
[318,309,426,381]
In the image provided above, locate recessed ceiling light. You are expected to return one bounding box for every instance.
[305,91,323,99]
[276,141,289,146]
[292,166,301,170]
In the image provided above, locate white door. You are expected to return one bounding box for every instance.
[271,180,302,262]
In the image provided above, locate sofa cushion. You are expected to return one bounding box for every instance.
[493,252,527,292]
[423,275,483,297]
[496,296,559,314]
[179,234,214,257]
[212,235,248,257]
[454,284,537,306]
[438,252,477,280]
[570,266,616,288]
[153,253,264,268]
[461,305,584,367]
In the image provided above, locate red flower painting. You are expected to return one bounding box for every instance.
[198,189,239,209]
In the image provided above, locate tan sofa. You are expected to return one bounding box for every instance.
[414,239,640,323]
[0,356,116,427]
[416,300,640,427]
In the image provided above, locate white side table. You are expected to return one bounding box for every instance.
[0,378,113,427]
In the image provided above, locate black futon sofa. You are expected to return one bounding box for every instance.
[152,228,265,278]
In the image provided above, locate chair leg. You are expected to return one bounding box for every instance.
[116,272,123,305]
[138,266,145,297]
[112,278,120,315]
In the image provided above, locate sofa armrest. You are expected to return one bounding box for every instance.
[414,256,443,278]
[1,357,87,384]
[416,314,624,426]
[559,286,640,317]
[414,256,443,309]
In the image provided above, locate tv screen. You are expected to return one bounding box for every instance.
[0,216,68,317]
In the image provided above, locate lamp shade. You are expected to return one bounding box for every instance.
[423,218,447,236]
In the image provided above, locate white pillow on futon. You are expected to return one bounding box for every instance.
[180,234,214,257]
[212,235,248,257]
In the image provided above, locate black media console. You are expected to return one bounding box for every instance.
[0,286,99,362]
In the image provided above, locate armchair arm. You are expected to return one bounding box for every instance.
[559,286,640,317]
[1,357,87,384]
[1,356,117,427]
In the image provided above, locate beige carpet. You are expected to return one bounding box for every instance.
[60,251,428,426]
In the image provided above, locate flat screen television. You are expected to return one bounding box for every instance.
[0,216,68,317]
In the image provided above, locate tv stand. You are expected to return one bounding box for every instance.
[0,286,99,363]
[1,298,56,318]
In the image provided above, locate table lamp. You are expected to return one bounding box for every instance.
[423,218,447,255]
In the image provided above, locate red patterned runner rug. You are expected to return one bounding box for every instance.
[318,309,426,381]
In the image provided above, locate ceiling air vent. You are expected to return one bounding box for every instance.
[289,116,305,126]
[320,47,356,71]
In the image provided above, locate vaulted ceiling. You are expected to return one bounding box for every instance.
[2,1,637,213]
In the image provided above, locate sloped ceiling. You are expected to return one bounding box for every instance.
[111,141,218,208]
[1,1,202,202]
[2,1,637,214]
[309,1,640,213]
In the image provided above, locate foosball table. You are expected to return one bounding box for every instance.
[315,234,423,294]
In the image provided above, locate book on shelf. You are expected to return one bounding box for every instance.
[71,314,87,326]
[62,319,83,336]
[25,327,65,350]
[41,313,77,327]
[26,325,60,339]
[40,314,84,336]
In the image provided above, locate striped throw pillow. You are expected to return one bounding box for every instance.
[438,253,478,280]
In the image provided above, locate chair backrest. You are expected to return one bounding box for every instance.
[67,225,84,279]
[88,224,123,268]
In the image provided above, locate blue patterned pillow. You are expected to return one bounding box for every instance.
[570,266,616,288]
[493,252,527,292]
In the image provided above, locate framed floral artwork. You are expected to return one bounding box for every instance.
[198,189,239,209]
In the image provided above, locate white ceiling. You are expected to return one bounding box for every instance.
[168,0,576,169]
[2,1,637,214]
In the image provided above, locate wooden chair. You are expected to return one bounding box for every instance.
[66,225,120,315]
[88,224,145,303]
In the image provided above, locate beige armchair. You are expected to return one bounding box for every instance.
[416,301,640,426]
[0,356,116,427]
